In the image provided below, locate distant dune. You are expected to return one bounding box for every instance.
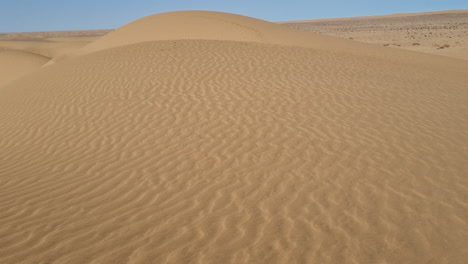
[0,30,111,41]
[1,10,467,264]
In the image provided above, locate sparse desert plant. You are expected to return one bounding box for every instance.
[438,44,450,50]
[383,44,390,46]
[412,43,420,46]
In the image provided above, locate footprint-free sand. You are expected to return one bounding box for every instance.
[1,10,467,264]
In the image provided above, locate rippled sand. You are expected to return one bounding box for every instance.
[1,11,467,264]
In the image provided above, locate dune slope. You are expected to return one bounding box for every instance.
[0,35,101,85]
[0,38,95,59]
[0,48,50,87]
[0,38,467,264]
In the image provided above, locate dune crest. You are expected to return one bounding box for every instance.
[0,48,50,86]
[75,10,336,55]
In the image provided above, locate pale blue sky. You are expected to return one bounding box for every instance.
[1,0,466,32]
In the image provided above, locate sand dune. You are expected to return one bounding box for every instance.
[1,11,467,264]
[0,37,98,60]
[74,10,367,56]
[0,34,101,86]
[0,48,50,86]
[0,30,110,41]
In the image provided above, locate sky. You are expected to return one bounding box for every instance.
[1,0,467,32]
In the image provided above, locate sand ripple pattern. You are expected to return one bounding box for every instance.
[0,40,467,264]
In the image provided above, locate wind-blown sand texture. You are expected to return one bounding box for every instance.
[282,10,468,60]
[1,10,467,264]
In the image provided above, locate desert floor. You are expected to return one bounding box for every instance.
[0,10,467,264]
[282,10,468,60]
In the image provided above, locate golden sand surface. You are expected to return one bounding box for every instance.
[0,48,49,86]
[0,10,467,264]
[0,34,101,85]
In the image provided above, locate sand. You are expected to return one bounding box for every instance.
[282,10,468,60]
[0,48,50,86]
[0,10,467,264]
[0,34,101,86]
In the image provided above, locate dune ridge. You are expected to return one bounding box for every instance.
[0,34,101,86]
[0,48,50,86]
[1,11,467,264]
[75,10,316,54]
[72,10,388,57]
